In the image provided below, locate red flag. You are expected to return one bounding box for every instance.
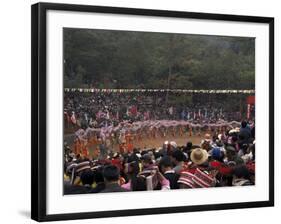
[130,105,137,116]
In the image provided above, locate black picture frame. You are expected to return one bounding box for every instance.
[31,2,274,222]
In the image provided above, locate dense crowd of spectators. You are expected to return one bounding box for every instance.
[64,92,246,130]
[64,120,255,194]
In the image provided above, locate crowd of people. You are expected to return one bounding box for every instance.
[64,91,253,157]
[64,91,244,130]
[64,120,255,194]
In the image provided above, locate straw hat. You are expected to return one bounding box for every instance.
[190,148,209,165]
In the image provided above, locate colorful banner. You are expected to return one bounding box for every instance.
[64,88,255,94]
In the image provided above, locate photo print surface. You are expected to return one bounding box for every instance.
[63,28,255,195]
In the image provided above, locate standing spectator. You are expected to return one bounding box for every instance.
[238,121,251,145]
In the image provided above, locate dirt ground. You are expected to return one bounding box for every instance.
[128,134,203,149]
[66,132,206,157]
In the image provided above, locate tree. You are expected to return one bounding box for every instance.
[63,28,255,92]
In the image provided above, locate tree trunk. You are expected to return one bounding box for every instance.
[166,35,174,105]
[165,62,172,104]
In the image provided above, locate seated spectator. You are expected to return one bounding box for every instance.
[232,165,253,186]
[201,134,212,151]
[171,149,186,174]
[141,153,154,170]
[122,161,140,191]
[91,167,105,193]
[225,145,244,165]
[190,148,209,167]
[101,165,129,193]
[209,147,224,163]
[159,156,179,189]
[241,144,255,163]
[177,168,216,189]
[64,182,91,195]
[137,167,170,191]
[64,170,95,194]
[183,141,192,158]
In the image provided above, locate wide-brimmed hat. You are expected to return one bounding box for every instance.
[190,148,209,165]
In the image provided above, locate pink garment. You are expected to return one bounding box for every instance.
[121,179,170,190]
[160,178,170,190]
[121,181,131,190]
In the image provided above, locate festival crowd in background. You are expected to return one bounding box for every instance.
[64,91,246,130]
[63,91,255,194]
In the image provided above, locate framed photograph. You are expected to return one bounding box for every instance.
[31,2,274,222]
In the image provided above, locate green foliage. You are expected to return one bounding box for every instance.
[63,28,255,90]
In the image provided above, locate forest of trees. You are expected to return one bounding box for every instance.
[63,28,255,90]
